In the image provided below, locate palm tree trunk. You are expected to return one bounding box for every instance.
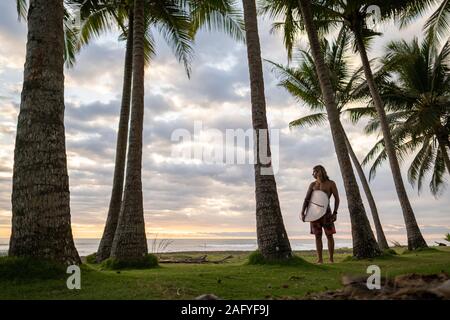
[9,0,80,265]
[110,0,148,261]
[96,10,134,263]
[343,132,389,250]
[353,31,427,250]
[298,0,380,258]
[242,0,292,260]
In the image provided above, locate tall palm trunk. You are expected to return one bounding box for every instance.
[343,132,389,250]
[298,0,380,258]
[242,0,292,260]
[9,0,80,265]
[96,10,134,263]
[353,31,427,250]
[110,0,148,261]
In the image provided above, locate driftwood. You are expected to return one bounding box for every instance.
[435,241,447,246]
[159,255,233,264]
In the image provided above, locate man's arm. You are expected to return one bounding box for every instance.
[331,181,340,215]
[301,183,314,221]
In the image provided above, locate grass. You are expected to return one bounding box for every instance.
[0,247,449,300]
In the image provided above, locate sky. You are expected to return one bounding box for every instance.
[0,1,448,244]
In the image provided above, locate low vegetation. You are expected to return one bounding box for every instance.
[1,247,449,300]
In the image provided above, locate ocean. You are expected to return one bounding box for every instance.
[0,238,355,257]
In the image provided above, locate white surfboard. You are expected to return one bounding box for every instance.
[303,190,329,222]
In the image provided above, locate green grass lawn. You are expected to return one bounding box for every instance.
[1,247,449,300]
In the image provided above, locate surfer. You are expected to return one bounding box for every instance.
[301,165,340,264]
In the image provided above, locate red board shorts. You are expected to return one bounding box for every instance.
[310,209,336,236]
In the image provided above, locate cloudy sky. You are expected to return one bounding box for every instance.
[0,1,448,244]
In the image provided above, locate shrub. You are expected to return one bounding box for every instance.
[247,250,310,266]
[383,248,398,256]
[247,250,266,265]
[0,256,66,281]
[101,254,159,270]
[85,252,97,264]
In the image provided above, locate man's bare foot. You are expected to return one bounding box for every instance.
[329,259,334,264]
[316,260,323,264]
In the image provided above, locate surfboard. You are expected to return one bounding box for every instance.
[303,190,329,222]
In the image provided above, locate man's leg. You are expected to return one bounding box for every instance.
[315,233,323,264]
[326,234,334,263]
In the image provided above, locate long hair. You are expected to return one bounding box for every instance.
[313,165,330,182]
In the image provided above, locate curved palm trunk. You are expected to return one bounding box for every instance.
[242,0,292,260]
[344,132,389,250]
[9,0,80,265]
[353,31,427,250]
[298,0,380,258]
[110,0,148,261]
[96,10,134,263]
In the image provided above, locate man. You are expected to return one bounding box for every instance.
[301,165,340,264]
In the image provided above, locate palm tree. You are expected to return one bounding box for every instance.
[293,0,381,258]
[76,0,244,262]
[321,0,429,250]
[81,1,136,263]
[9,0,80,264]
[109,0,245,262]
[400,0,450,43]
[263,0,427,250]
[361,37,450,197]
[241,0,292,260]
[268,28,390,249]
[262,0,381,257]
[109,0,148,261]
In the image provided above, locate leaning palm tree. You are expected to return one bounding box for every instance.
[263,0,427,250]
[268,28,390,249]
[263,0,381,258]
[9,0,80,264]
[361,37,450,197]
[242,0,292,260]
[318,0,428,250]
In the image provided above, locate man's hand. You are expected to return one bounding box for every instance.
[301,212,306,222]
[332,212,337,222]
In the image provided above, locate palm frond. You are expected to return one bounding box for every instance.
[289,113,328,129]
[430,145,447,195]
[187,0,245,42]
[16,0,28,21]
[150,1,194,78]
[344,106,377,124]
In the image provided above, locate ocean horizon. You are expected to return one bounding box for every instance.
[0,237,444,257]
